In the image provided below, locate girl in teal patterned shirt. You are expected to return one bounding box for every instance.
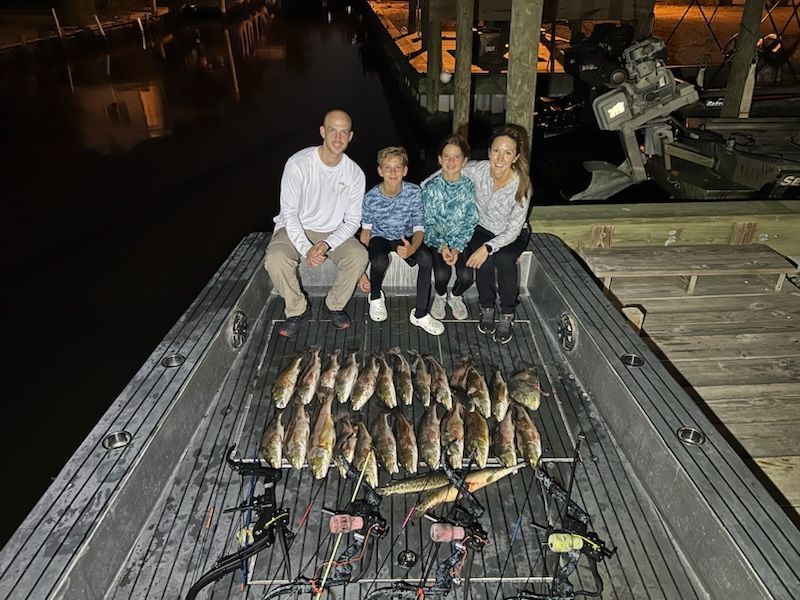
[422,135,479,321]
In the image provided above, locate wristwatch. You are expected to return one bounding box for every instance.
[484,243,494,255]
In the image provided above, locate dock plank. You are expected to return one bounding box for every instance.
[665,357,800,387]
[650,332,800,361]
[724,421,800,459]
[753,456,800,508]
[691,385,800,424]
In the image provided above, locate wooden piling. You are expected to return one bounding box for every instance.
[453,0,474,135]
[426,19,442,114]
[721,0,763,118]
[408,0,417,34]
[505,0,543,156]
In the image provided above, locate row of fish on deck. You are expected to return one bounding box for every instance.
[259,346,545,513]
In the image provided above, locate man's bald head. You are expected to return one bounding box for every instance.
[319,109,354,164]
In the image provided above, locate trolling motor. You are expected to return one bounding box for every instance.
[570,37,699,200]
[364,448,489,600]
[262,455,388,599]
[508,434,615,600]
[185,446,294,600]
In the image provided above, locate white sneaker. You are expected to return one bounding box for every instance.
[448,292,468,320]
[369,291,388,322]
[410,309,445,335]
[430,293,447,320]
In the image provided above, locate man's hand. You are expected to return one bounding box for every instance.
[306,241,329,267]
[358,273,371,293]
[466,245,489,269]
[396,237,415,259]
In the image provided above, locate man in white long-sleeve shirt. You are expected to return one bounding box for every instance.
[265,109,368,337]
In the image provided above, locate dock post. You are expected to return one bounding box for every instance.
[505,0,543,157]
[453,0,474,135]
[408,0,417,34]
[421,0,429,51]
[721,0,763,118]
[152,0,157,16]
[426,18,442,114]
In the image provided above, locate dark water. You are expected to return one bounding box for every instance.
[0,0,424,545]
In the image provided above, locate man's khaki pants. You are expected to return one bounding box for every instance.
[264,228,368,317]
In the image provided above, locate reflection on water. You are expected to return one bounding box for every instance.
[0,0,403,546]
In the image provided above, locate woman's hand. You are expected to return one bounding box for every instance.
[466,245,489,269]
[358,273,371,293]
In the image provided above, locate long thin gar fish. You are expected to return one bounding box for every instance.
[296,346,322,405]
[272,355,304,409]
[259,410,285,468]
[388,347,413,406]
[335,350,360,405]
[413,464,524,516]
[307,389,336,479]
[377,464,522,496]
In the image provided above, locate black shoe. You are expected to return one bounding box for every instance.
[477,307,495,334]
[493,313,514,344]
[322,303,351,330]
[279,308,311,337]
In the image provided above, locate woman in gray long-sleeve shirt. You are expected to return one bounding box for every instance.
[459,125,532,344]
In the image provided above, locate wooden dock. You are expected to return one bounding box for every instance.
[579,243,800,522]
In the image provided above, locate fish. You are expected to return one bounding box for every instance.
[317,349,341,396]
[464,404,490,468]
[351,354,380,410]
[388,347,413,406]
[284,401,311,471]
[493,410,517,468]
[271,354,304,409]
[440,402,464,469]
[394,411,418,474]
[465,366,491,419]
[408,350,432,406]
[354,422,378,487]
[418,404,441,470]
[375,354,398,409]
[378,464,523,497]
[413,464,524,516]
[307,389,336,479]
[373,413,399,474]
[449,355,474,390]
[296,346,322,405]
[508,368,542,411]
[335,350,360,405]
[334,417,358,478]
[514,404,542,468]
[490,366,510,422]
[259,409,285,468]
[425,354,452,410]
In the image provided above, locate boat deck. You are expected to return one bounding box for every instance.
[112,294,700,599]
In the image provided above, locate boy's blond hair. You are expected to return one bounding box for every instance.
[377,146,409,167]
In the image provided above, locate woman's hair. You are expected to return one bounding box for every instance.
[377,146,409,167]
[438,134,470,159]
[489,125,532,205]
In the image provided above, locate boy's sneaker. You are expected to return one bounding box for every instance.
[430,293,447,320]
[279,307,311,337]
[410,309,445,336]
[448,293,468,320]
[369,291,388,322]
[493,313,514,344]
[322,303,351,330]
[477,307,495,334]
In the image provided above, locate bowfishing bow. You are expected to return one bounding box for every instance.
[363,446,489,600]
[185,446,294,600]
[508,434,615,600]
[262,454,388,599]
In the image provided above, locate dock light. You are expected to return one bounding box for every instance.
[440,71,452,84]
